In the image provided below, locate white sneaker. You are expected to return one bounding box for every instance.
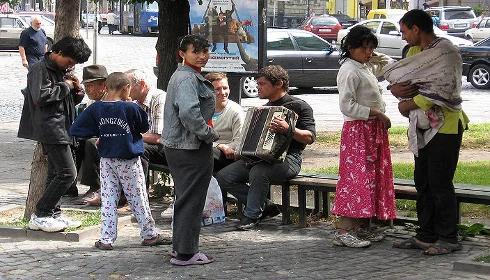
[28,214,67,232]
[55,215,82,228]
[332,232,371,248]
[161,203,174,220]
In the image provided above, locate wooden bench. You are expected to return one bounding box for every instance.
[282,174,490,227]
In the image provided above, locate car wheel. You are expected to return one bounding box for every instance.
[241,76,258,98]
[469,64,490,89]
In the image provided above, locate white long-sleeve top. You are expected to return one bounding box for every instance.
[337,55,392,121]
[212,99,245,149]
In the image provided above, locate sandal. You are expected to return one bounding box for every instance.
[424,240,462,256]
[94,241,113,250]
[170,252,214,266]
[141,234,172,246]
[392,237,433,250]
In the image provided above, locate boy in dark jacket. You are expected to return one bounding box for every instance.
[70,72,170,250]
[18,36,91,233]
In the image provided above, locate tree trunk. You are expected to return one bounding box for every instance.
[23,0,80,220]
[23,144,48,219]
[54,0,81,41]
[156,0,190,91]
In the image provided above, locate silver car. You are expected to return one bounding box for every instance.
[465,17,490,42]
[426,6,477,37]
[337,19,473,59]
[241,28,340,98]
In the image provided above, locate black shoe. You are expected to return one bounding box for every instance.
[236,216,259,231]
[261,204,281,221]
[63,186,78,197]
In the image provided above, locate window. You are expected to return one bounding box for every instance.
[0,18,17,28]
[267,31,295,50]
[361,21,380,33]
[293,32,330,51]
[311,17,338,26]
[380,22,398,35]
[444,9,476,20]
[486,20,490,28]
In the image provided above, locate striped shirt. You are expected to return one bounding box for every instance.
[138,88,166,135]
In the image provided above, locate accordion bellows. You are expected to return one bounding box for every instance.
[236,106,298,163]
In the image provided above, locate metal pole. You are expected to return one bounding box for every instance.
[93,3,98,64]
[85,0,89,39]
[273,0,276,26]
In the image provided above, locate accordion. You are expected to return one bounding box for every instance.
[236,106,298,163]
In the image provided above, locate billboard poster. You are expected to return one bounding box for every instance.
[189,0,259,73]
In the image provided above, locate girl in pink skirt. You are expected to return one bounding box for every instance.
[332,25,396,248]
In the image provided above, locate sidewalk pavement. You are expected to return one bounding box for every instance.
[1,120,490,280]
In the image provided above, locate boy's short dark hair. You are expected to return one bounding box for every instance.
[106,72,130,91]
[257,65,289,92]
[51,36,92,63]
[399,9,434,34]
[204,72,227,83]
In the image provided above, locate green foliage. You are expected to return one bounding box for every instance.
[0,0,21,6]
[474,254,490,263]
[458,223,490,238]
[473,4,485,17]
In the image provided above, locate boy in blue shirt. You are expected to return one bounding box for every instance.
[70,72,170,250]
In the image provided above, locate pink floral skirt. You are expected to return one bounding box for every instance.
[331,119,396,220]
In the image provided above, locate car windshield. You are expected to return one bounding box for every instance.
[311,17,338,26]
[444,9,476,20]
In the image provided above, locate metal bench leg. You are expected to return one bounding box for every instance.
[298,187,307,227]
[322,191,329,217]
[281,183,291,225]
[314,191,320,214]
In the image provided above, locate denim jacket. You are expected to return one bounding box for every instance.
[162,64,219,149]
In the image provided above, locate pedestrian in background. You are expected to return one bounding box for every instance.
[106,10,117,35]
[18,36,91,233]
[19,15,47,68]
[162,34,218,266]
[70,72,171,250]
[331,25,396,248]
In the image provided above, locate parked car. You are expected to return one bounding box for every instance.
[153,29,340,98]
[337,19,473,59]
[366,9,407,20]
[464,17,490,42]
[16,14,55,35]
[461,37,490,89]
[0,13,54,50]
[300,14,342,41]
[241,28,340,97]
[81,13,96,28]
[330,13,358,29]
[425,6,477,37]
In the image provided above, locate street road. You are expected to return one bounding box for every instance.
[1,32,488,131]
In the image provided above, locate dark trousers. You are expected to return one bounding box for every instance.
[36,144,77,217]
[80,138,100,190]
[414,125,463,244]
[164,143,213,255]
[216,153,302,219]
[141,143,167,181]
[97,21,103,33]
[213,147,234,173]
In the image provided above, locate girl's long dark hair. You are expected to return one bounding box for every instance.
[339,26,378,62]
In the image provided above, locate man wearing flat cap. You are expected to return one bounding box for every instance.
[66,65,108,201]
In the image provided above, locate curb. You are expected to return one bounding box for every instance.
[0,51,18,56]
[0,215,133,242]
[453,250,490,275]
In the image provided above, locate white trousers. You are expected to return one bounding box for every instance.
[99,157,158,244]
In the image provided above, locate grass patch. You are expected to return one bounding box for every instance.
[474,255,490,263]
[316,123,490,150]
[0,209,101,232]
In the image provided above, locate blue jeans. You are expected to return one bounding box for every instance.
[216,153,302,219]
[36,144,77,217]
